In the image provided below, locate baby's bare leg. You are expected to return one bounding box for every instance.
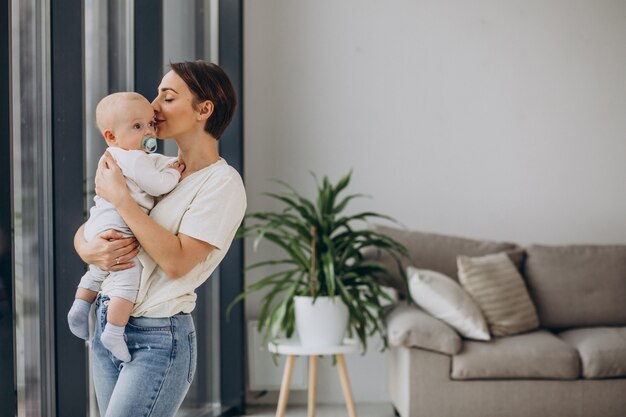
[75,287,98,303]
[101,296,134,362]
[106,297,134,326]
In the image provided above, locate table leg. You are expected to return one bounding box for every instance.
[336,354,357,417]
[308,355,318,417]
[276,355,296,417]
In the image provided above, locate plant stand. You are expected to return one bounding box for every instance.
[268,339,359,417]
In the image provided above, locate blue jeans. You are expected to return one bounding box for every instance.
[91,294,197,417]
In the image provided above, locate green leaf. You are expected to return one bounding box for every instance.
[333,170,352,197]
[245,259,297,270]
[333,193,368,215]
[262,192,318,225]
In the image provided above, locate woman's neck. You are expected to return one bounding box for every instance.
[176,131,220,176]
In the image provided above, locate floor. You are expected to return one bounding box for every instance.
[244,403,397,417]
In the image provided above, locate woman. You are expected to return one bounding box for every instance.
[74,61,246,417]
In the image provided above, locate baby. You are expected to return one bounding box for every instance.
[67,92,184,362]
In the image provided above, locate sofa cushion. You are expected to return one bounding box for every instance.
[386,302,462,355]
[407,267,490,340]
[451,330,580,380]
[524,245,626,328]
[367,225,523,298]
[458,253,539,337]
[559,327,626,379]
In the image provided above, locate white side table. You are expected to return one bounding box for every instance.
[268,339,359,417]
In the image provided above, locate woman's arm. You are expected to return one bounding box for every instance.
[95,152,214,278]
[74,223,140,271]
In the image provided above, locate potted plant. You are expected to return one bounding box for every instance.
[230,171,408,351]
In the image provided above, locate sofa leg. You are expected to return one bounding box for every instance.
[393,406,400,417]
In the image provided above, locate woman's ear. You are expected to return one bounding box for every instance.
[103,129,117,146]
[197,100,214,121]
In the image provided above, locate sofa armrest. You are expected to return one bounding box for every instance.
[386,302,463,355]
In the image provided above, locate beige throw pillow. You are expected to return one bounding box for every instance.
[407,267,490,341]
[457,252,539,337]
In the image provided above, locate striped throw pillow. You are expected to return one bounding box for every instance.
[457,252,539,337]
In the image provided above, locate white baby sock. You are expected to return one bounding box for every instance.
[67,299,91,340]
[101,323,131,362]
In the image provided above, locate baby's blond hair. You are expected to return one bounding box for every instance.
[95,92,148,133]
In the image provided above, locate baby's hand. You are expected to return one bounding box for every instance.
[170,160,185,177]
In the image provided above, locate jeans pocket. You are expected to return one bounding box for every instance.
[187,331,197,383]
[126,317,171,332]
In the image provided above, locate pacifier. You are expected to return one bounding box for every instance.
[141,137,158,153]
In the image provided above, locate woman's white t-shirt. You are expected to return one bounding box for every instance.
[101,158,247,317]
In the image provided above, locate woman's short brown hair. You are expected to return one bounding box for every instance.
[170,61,237,140]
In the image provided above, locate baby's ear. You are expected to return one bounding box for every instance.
[103,129,116,146]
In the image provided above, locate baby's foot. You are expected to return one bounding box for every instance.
[101,323,131,362]
[67,299,91,340]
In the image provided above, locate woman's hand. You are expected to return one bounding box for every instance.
[76,227,140,271]
[95,151,131,207]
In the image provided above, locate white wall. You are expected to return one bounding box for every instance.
[243,0,626,404]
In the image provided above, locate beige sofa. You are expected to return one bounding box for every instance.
[369,225,626,417]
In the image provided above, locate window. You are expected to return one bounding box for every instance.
[6,1,243,415]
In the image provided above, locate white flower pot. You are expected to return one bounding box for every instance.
[294,296,349,347]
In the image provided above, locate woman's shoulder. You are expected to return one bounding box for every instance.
[177,159,246,207]
[204,159,244,187]
[179,159,246,214]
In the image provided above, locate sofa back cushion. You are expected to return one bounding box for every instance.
[524,245,626,329]
[367,225,522,298]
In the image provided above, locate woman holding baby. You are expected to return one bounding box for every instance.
[74,60,246,417]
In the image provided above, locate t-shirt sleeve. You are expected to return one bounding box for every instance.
[178,167,247,250]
